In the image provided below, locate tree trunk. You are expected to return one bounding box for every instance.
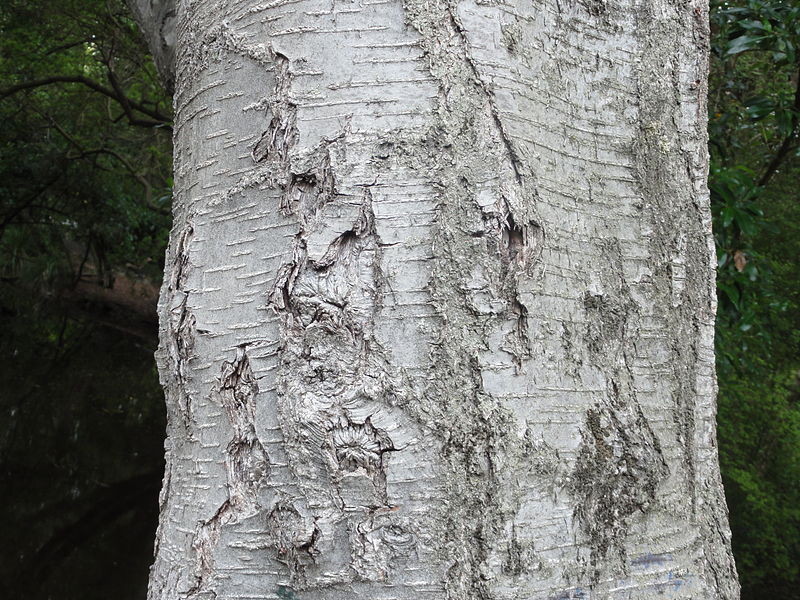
[142,0,740,598]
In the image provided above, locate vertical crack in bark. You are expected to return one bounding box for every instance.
[187,346,269,598]
[186,500,228,599]
[424,352,514,600]
[497,211,543,370]
[252,54,296,170]
[215,45,301,206]
[219,346,269,506]
[633,7,701,513]
[443,6,524,184]
[572,398,667,580]
[161,221,197,431]
[164,30,302,598]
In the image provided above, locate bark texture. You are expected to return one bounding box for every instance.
[148,0,739,598]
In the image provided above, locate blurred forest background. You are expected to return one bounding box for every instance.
[0,0,797,598]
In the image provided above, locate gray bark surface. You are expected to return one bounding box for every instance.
[145,0,740,598]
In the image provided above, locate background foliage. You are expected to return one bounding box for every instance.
[710,1,800,597]
[0,0,797,598]
[0,1,170,597]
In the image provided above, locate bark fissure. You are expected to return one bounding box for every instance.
[188,346,270,598]
[162,221,197,430]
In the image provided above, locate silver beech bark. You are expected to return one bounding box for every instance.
[131,0,740,598]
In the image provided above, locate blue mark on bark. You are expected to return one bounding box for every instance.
[631,552,673,568]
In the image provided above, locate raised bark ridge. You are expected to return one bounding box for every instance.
[148,0,739,598]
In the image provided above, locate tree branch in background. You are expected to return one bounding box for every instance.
[758,63,800,188]
[0,171,64,242]
[42,112,170,216]
[0,75,172,129]
[20,471,162,585]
